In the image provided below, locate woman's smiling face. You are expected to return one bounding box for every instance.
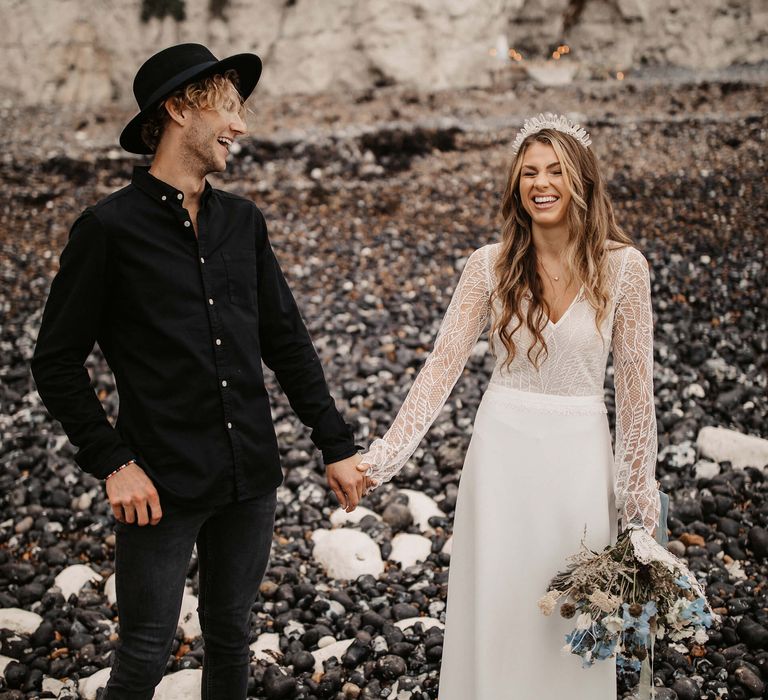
[519,140,572,229]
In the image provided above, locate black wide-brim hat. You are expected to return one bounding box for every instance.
[120,43,262,155]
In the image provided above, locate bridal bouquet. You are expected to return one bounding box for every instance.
[538,525,718,680]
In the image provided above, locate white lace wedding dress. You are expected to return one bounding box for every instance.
[361,242,660,700]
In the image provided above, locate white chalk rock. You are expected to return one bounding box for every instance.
[697,426,768,470]
[311,638,353,674]
[398,489,443,533]
[394,617,444,632]
[54,564,103,600]
[525,62,579,85]
[694,460,720,480]
[0,655,16,679]
[250,632,281,663]
[78,667,112,699]
[442,537,453,556]
[178,594,202,639]
[389,533,432,569]
[154,669,202,699]
[42,676,73,695]
[0,608,42,635]
[283,619,305,640]
[330,505,381,527]
[311,529,384,580]
[104,573,117,605]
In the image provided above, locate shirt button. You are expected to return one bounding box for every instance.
[161,195,167,201]
[215,338,222,346]
[177,193,183,200]
[221,380,228,387]
[200,257,205,264]
[208,298,214,305]
[227,422,232,430]
[184,221,191,227]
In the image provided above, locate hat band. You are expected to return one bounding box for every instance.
[140,60,220,111]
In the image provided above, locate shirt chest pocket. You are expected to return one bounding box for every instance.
[222,250,258,306]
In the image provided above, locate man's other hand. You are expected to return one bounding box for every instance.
[105,463,163,526]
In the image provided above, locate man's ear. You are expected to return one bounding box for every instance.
[164,97,187,127]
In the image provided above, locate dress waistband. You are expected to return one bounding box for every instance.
[484,382,607,414]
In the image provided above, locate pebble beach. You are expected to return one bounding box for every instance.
[1,73,767,699]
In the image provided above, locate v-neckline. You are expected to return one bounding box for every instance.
[546,285,584,329]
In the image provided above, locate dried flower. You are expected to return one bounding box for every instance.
[602,615,624,634]
[537,589,561,616]
[560,603,576,619]
[628,603,643,617]
[589,590,620,614]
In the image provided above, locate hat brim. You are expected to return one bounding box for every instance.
[119,52,262,155]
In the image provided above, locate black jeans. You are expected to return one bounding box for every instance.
[103,489,277,699]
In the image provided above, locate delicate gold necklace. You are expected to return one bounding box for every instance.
[537,257,568,316]
[537,257,563,283]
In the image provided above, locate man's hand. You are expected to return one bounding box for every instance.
[105,462,163,526]
[326,453,370,512]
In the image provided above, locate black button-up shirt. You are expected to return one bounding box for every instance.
[31,166,357,506]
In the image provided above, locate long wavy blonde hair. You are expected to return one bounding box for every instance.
[490,128,632,369]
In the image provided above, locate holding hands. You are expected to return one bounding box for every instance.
[325,453,379,512]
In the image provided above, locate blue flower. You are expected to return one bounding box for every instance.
[621,603,652,645]
[674,575,692,590]
[681,597,713,627]
[617,654,642,672]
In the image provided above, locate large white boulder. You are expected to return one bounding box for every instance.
[311,529,384,580]
[311,638,353,674]
[697,426,768,470]
[0,608,42,635]
[398,490,444,533]
[78,667,112,699]
[178,594,202,639]
[250,632,281,663]
[54,564,103,600]
[154,669,202,699]
[389,533,433,569]
[330,505,381,527]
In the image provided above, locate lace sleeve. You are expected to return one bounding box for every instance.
[360,246,492,488]
[612,247,660,533]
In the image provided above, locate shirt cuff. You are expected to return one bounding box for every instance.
[75,443,138,480]
[321,444,364,466]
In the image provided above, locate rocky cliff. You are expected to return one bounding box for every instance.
[1,0,765,106]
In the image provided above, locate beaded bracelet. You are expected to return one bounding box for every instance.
[105,459,136,481]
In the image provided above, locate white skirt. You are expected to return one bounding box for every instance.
[438,384,618,700]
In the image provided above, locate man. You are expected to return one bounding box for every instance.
[31,43,369,699]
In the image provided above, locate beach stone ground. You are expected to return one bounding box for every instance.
[0,75,766,698]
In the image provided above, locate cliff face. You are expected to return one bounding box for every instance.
[2,0,764,106]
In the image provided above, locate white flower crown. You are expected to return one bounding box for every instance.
[511,112,592,156]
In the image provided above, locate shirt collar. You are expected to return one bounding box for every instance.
[131,166,213,206]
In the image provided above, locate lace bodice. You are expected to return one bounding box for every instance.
[360,243,660,532]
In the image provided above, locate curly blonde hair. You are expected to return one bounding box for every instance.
[491,128,633,369]
[140,69,244,152]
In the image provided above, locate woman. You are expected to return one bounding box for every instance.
[355,114,660,699]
